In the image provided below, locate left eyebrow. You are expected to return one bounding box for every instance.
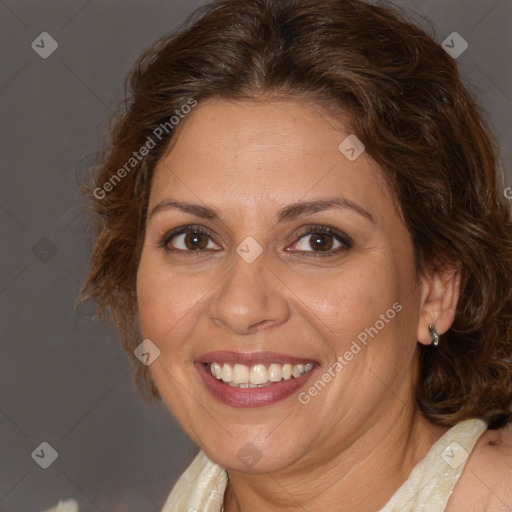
[276,197,375,224]
[147,197,374,224]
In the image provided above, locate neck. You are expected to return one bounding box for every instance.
[224,405,449,512]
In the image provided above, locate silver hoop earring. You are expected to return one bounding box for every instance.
[428,324,440,347]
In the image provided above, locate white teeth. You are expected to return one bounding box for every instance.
[208,361,314,387]
[212,362,223,379]
[250,364,268,385]
[268,363,282,382]
[292,364,304,378]
[232,363,249,384]
[304,362,314,372]
[221,363,233,382]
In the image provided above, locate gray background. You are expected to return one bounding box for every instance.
[0,1,510,511]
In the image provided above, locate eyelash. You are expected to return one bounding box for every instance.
[159,224,353,258]
[292,225,353,257]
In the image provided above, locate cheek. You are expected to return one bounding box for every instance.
[136,256,196,407]
[136,253,186,342]
[296,260,400,344]
[136,252,217,346]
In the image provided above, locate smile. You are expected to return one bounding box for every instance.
[207,361,315,387]
[195,351,318,407]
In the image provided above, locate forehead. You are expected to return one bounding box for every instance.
[149,98,394,222]
[161,97,352,166]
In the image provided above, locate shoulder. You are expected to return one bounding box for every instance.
[447,423,512,511]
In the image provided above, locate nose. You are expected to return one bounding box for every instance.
[207,254,291,336]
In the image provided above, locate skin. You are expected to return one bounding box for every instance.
[447,427,512,511]
[136,98,510,511]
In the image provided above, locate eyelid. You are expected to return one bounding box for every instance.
[159,223,352,256]
[161,224,222,252]
[288,224,353,250]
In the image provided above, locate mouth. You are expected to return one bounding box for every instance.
[205,361,314,387]
[194,351,318,407]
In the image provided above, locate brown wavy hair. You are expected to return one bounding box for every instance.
[79,0,512,429]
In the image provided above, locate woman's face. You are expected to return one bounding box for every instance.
[137,98,425,473]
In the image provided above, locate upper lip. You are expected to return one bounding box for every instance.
[195,350,316,366]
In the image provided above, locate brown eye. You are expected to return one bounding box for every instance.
[183,231,209,250]
[309,233,334,251]
[162,226,221,253]
[287,225,352,256]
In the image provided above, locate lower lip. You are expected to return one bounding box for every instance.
[195,362,316,408]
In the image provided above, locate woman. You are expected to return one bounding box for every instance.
[77,0,512,510]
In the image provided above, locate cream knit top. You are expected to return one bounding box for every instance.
[160,418,488,512]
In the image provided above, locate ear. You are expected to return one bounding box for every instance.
[417,263,461,346]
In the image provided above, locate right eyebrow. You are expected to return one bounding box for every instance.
[148,200,222,222]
